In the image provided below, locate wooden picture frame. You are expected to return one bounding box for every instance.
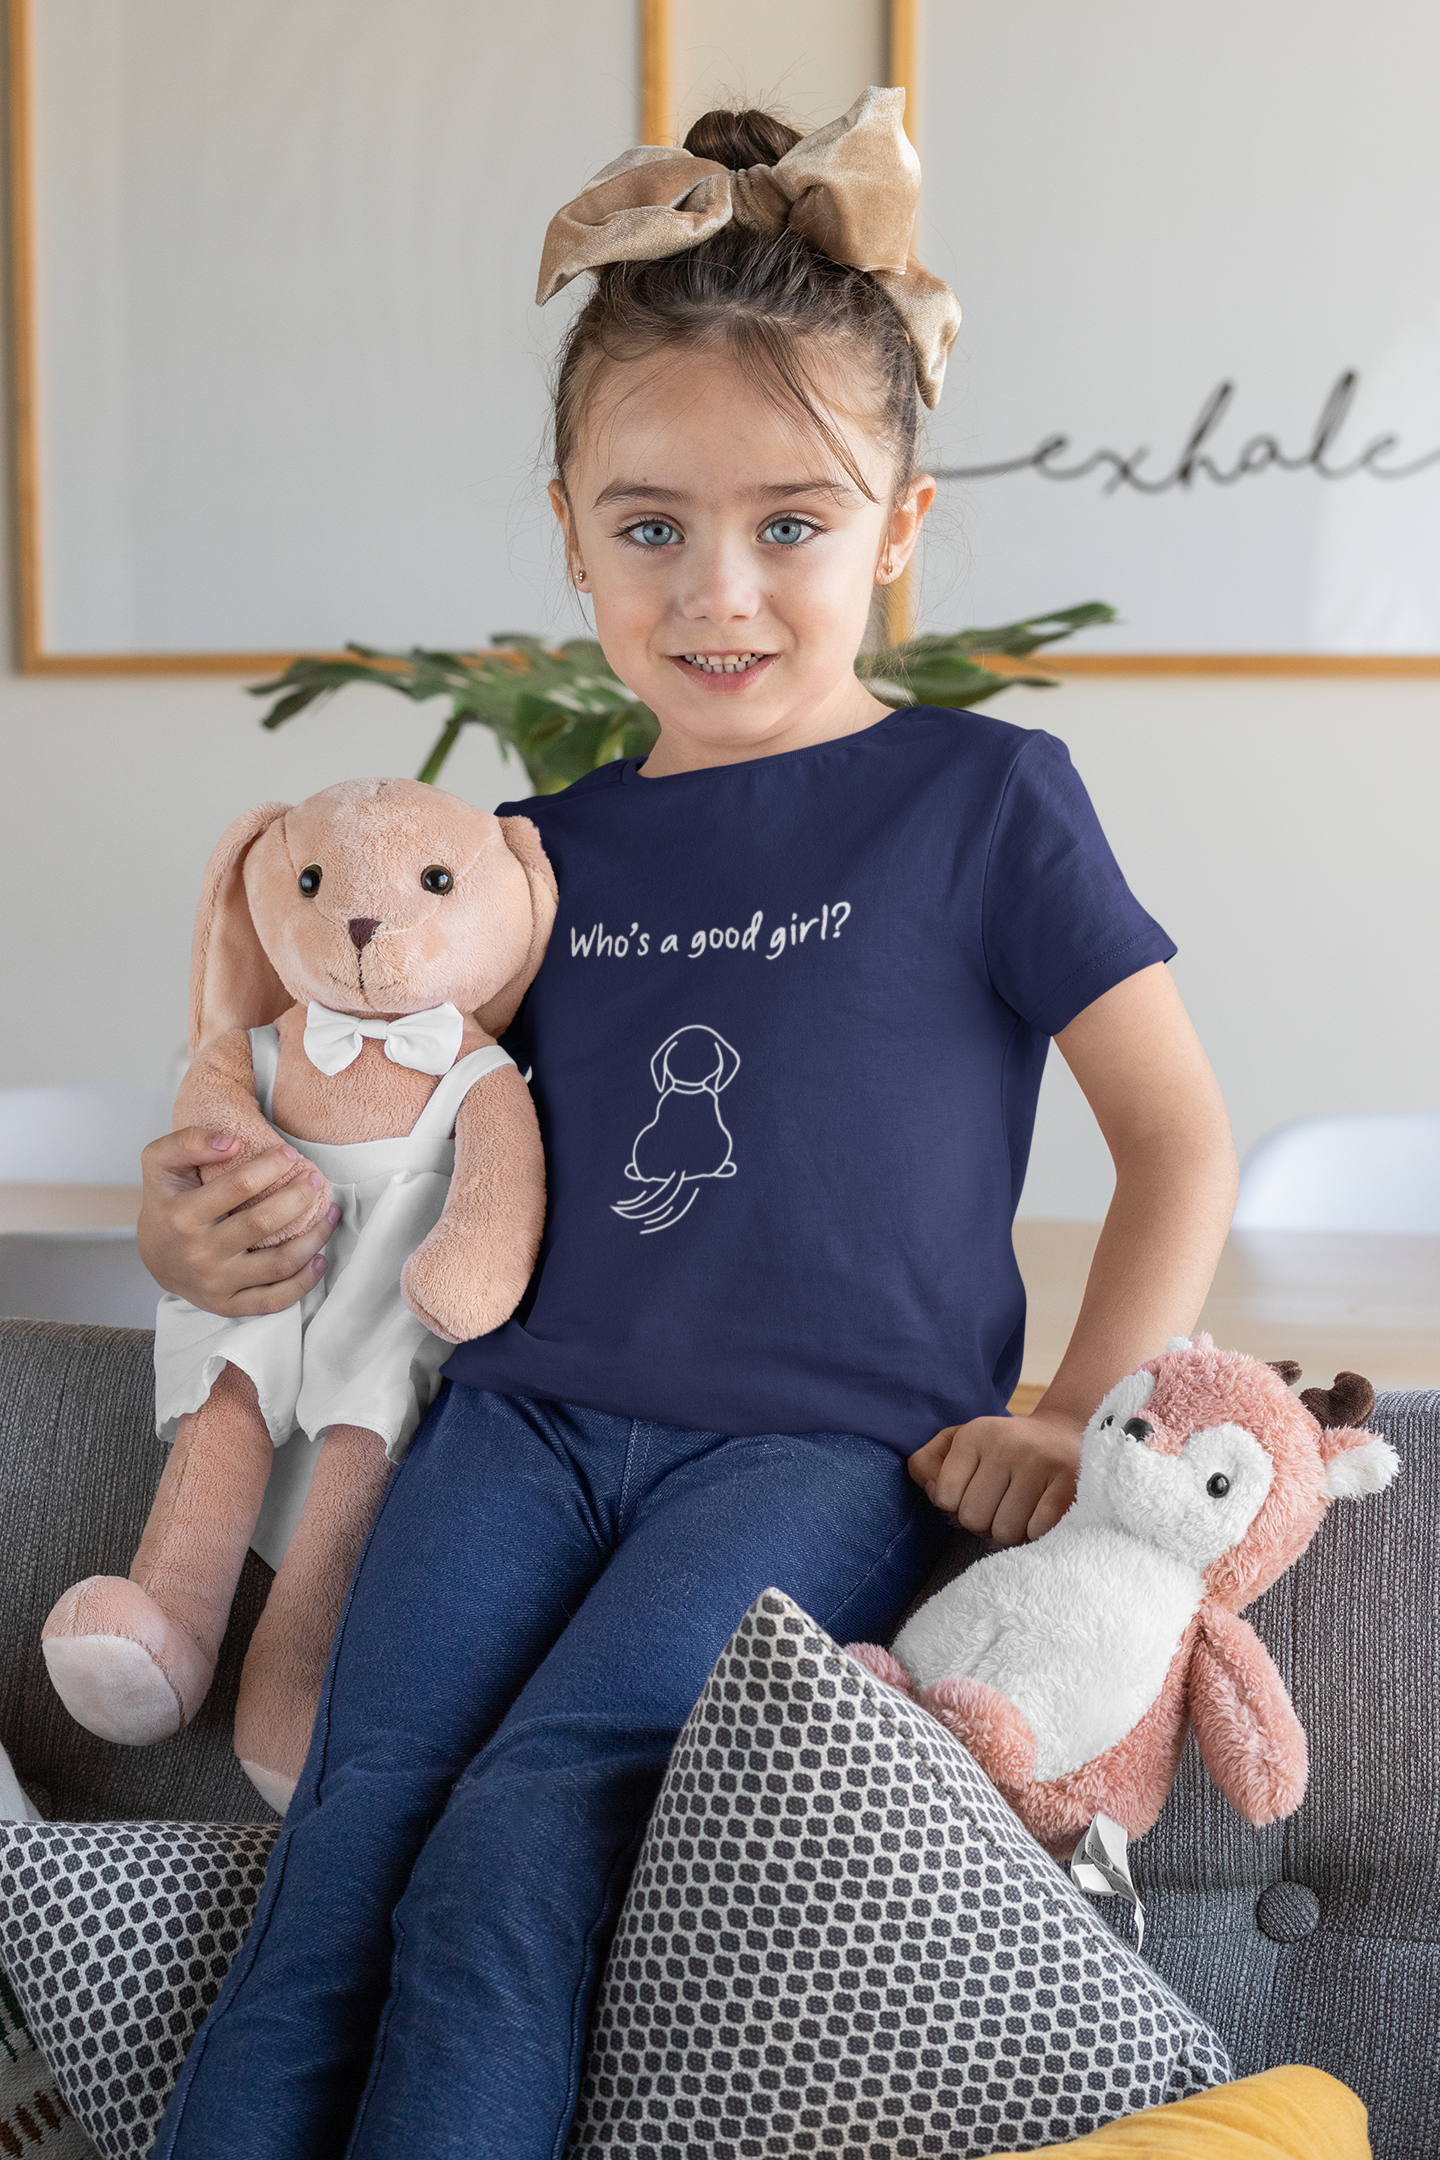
[6,0,642,676]
[16,0,1430,675]
[7,0,294,674]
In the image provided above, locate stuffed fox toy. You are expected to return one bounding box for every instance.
[43,779,556,1811]
[852,1336,1399,1858]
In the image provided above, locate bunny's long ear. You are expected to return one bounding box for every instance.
[189,801,293,1053]
[474,816,559,1039]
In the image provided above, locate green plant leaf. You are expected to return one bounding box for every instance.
[251,606,1113,792]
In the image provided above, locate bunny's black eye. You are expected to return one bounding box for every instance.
[298,865,322,897]
[421,865,453,895]
[1206,1472,1231,1498]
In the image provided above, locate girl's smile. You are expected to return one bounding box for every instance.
[550,349,935,775]
[671,649,775,687]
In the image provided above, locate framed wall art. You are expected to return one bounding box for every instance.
[914,0,1440,670]
[8,0,639,671]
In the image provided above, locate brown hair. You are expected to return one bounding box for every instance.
[551,108,922,504]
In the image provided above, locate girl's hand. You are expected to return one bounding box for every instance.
[908,1410,1083,1547]
[137,1127,338,1318]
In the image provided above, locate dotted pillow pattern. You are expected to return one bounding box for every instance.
[0,1821,277,2160]
[1,1965,100,2160]
[568,1590,1231,2159]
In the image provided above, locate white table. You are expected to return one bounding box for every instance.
[0,1183,144,1234]
[1011,1220,1440,1410]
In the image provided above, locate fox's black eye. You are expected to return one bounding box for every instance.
[1206,1472,1231,1498]
[421,865,453,895]
[298,865,322,897]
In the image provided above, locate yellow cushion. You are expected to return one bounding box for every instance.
[1027,2066,1369,2158]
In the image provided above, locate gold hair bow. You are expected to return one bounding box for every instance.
[537,87,961,408]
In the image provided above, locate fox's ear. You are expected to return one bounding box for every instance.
[1320,1434,1399,1499]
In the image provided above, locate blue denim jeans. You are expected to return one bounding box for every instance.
[151,1386,944,2160]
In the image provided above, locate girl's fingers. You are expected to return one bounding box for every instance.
[929,1427,985,1517]
[951,1456,1011,1536]
[209,1183,334,1257]
[141,1125,242,1188]
[189,1146,310,1226]
[213,1253,330,1318]
[226,1228,334,1289]
[907,1429,954,1488]
[989,1471,1044,1548]
[1026,1470,1077,1543]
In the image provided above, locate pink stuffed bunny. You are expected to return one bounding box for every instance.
[43,779,556,1810]
[851,1337,1399,1859]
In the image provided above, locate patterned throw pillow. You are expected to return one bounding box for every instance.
[568,1591,1231,2159]
[0,1597,1229,2160]
[0,1821,277,2160]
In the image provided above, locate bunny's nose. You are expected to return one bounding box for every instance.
[348,918,380,950]
[1122,1417,1154,1443]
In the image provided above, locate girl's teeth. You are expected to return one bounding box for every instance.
[687,652,763,673]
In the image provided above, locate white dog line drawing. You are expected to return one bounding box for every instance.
[612,1025,741,1233]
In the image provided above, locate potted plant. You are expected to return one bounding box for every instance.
[252,603,1115,795]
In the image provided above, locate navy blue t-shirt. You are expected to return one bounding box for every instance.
[444,706,1175,1450]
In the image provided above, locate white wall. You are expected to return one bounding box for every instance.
[32,0,635,653]
[1013,672,1440,1215]
[2,10,1437,1210]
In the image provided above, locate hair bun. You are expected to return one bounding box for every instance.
[681,107,801,170]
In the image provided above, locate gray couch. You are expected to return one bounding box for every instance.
[2,1318,1437,2156]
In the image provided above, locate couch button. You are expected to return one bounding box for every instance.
[1256,1883,1320,1942]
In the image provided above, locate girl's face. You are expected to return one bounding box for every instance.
[551,348,935,776]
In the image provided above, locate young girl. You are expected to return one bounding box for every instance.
[140,92,1236,2160]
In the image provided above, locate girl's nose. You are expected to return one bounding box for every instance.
[677,540,762,624]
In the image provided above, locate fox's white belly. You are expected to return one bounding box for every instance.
[892,1523,1202,1780]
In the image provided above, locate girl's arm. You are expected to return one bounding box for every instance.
[911,962,1238,1545]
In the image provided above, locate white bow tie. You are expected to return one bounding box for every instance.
[303,1000,466,1078]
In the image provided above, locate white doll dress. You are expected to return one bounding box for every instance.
[153,1023,514,1570]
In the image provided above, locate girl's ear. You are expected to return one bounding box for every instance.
[189,801,293,1053]
[474,816,559,1039]
[548,479,586,588]
[878,473,937,586]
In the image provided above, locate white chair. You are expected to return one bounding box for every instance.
[0,1084,172,1184]
[1233,1112,1440,1235]
[0,1083,171,1325]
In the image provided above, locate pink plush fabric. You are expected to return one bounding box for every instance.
[845,1642,914,1694]
[918,1676,1037,1786]
[43,779,558,1801]
[864,1337,1396,1858]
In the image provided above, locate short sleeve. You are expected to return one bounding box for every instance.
[981,731,1176,1035]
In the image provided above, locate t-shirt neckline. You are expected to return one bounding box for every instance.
[620,705,909,786]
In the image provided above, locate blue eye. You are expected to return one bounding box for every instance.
[762,517,814,546]
[628,519,680,547]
